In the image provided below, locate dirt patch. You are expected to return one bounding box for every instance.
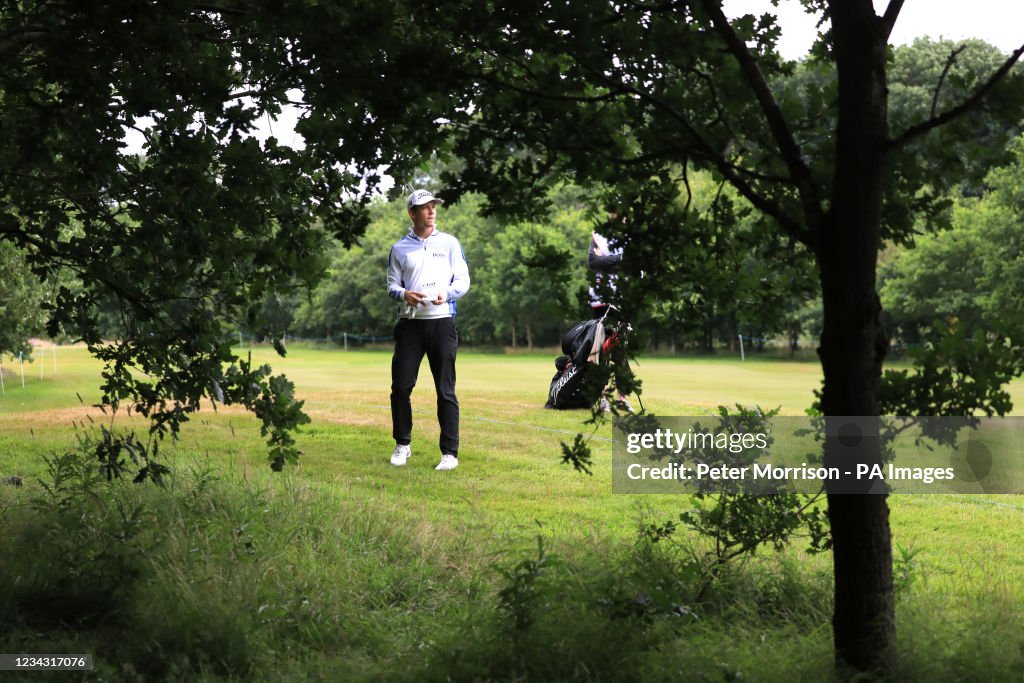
[0,393,402,431]
[0,405,114,429]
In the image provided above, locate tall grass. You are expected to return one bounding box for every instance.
[2,450,1023,681]
[0,450,490,680]
[0,453,838,681]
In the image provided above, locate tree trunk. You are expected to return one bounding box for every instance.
[526,322,533,350]
[820,1,894,671]
[511,320,517,350]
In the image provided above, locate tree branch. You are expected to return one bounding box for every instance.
[603,79,813,245]
[455,12,815,246]
[465,36,634,105]
[930,45,966,119]
[691,67,740,142]
[710,158,815,248]
[471,69,629,104]
[698,0,824,229]
[0,25,48,59]
[561,55,807,221]
[681,163,693,213]
[879,0,904,40]
[889,41,1024,152]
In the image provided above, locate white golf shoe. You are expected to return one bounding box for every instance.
[435,454,459,471]
[390,444,411,466]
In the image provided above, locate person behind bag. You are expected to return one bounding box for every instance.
[386,189,470,471]
[587,230,632,413]
[588,230,623,319]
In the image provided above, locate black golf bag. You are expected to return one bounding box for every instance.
[544,318,609,409]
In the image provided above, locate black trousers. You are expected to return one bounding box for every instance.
[390,317,460,456]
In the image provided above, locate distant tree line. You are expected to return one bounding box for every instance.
[271,137,1024,355]
[6,124,1024,356]
[2,32,1021,360]
[271,186,594,349]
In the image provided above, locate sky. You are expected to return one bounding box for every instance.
[725,0,1024,59]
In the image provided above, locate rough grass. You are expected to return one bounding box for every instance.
[0,345,1023,681]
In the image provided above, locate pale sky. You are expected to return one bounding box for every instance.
[725,0,1024,59]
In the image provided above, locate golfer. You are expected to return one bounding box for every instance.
[386,189,470,471]
[588,230,632,413]
[588,230,623,318]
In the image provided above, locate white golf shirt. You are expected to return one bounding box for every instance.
[387,228,470,319]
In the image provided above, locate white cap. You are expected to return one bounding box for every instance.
[407,189,444,209]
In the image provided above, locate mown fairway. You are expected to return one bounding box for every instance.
[1,345,830,534]
[1,345,1023,681]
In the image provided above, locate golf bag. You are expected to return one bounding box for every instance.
[545,307,638,410]
[544,319,605,409]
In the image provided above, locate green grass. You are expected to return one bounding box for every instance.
[0,346,829,535]
[1,345,1023,681]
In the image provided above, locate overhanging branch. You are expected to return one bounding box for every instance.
[450,14,816,247]
[931,45,967,119]
[889,41,1024,152]
[600,79,814,246]
[698,0,824,229]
